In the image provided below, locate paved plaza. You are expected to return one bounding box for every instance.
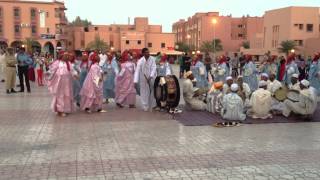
[1,76,320,180]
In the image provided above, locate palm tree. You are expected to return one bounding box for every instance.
[199,39,223,53]
[175,42,191,53]
[86,35,109,51]
[24,38,39,53]
[200,41,213,53]
[212,39,223,52]
[278,40,297,55]
[242,41,250,49]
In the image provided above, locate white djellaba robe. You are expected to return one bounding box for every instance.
[221,92,246,121]
[282,88,318,117]
[267,79,284,111]
[289,82,301,91]
[207,89,223,114]
[134,56,157,111]
[183,79,207,111]
[238,82,251,110]
[249,88,272,119]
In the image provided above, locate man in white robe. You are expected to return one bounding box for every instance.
[267,73,284,111]
[207,81,224,114]
[248,81,272,119]
[223,76,233,95]
[237,76,251,107]
[221,83,246,121]
[283,80,318,117]
[183,71,207,111]
[134,48,157,112]
[288,74,301,91]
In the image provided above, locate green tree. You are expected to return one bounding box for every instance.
[70,16,92,27]
[242,41,250,49]
[278,40,297,55]
[200,39,223,53]
[175,42,191,53]
[86,35,109,51]
[24,38,40,53]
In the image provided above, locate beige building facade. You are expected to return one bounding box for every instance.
[70,17,176,53]
[172,12,264,53]
[0,0,68,54]
[245,6,320,56]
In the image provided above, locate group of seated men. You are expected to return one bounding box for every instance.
[182,71,318,121]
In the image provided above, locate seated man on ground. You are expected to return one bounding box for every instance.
[221,83,246,121]
[282,80,318,118]
[248,81,272,119]
[207,81,224,114]
[237,76,251,107]
[223,76,234,95]
[267,73,284,113]
[183,71,207,111]
[288,74,301,91]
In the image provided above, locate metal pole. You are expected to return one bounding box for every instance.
[213,24,216,61]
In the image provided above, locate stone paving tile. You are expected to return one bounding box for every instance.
[1,76,320,180]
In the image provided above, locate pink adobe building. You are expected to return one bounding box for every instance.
[172,12,264,53]
[70,17,176,53]
[243,6,320,57]
[0,0,68,54]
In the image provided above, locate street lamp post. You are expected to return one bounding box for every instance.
[212,18,217,61]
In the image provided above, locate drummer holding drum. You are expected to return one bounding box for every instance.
[283,80,318,118]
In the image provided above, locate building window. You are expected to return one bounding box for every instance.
[299,24,303,30]
[31,8,36,20]
[295,40,303,46]
[148,43,152,48]
[14,8,20,18]
[0,7,2,18]
[68,41,72,46]
[161,43,166,48]
[94,27,98,31]
[14,24,20,34]
[307,24,313,32]
[110,41,114,47]
[46,12,49,17]
[46,28,50,33]
[84,27,89,32]
[238,24,243,28]
[109,27,112,31]
[137,40,141,45]
[238,34,243,38]
[126,40,130,45]
[31,25,37,34]
[0,24,3,35]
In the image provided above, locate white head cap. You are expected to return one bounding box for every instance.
[184,71,193,78]
[292,74,299,78]
[258,80,268,88]
[301,79,310,87]
[261,73,269,78]
[226,76,233,81]
[231,83,239,92]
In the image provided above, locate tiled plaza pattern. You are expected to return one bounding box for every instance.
[1,78,320,179]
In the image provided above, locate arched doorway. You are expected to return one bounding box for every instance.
[10,41,23,50]
[31,41,41,54]
[43,41,54,55]
[0,41,8,50]
[56,41,62,50]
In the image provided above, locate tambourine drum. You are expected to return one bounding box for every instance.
[287,90,300,102]
[154,75,180,108]
[274,87,288,101]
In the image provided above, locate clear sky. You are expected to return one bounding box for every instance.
[64,0,320,32]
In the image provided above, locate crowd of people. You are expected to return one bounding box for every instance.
[43,48,175,117]
[1,46,319,121]
[182,52,320,123]
[0,48,53,94]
